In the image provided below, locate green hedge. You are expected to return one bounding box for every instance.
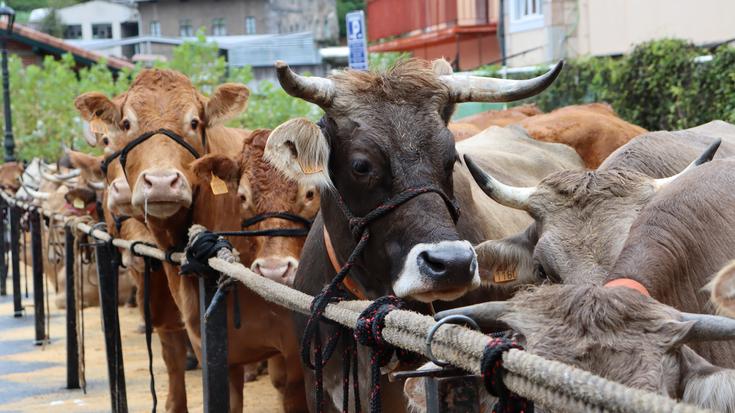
[480,39,735,131]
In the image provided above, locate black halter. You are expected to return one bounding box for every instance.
[102,128,206,177]
[215,212,312,238]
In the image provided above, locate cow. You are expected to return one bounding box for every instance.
[434,283,735,413]
[711,261,735,318]
[75,68,307,412]
[458,103,542,130]
[0,161,23,192]
[263,58,581,411]
[517,103,647,168]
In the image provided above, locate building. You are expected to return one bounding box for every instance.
[135,0,338,46]
[367,0,735,70]
[29,0,140,59]
[367,0,500,71]
[0,21,133,71]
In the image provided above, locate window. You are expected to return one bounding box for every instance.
[150,20,161,37]
[179,19,193,37]
[212,18,227,36]
[63,24,82,39]
[508,0,544,33]
[245,16,256,34]
[92,23,113,39]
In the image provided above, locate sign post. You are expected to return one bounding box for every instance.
[346,10,368,70]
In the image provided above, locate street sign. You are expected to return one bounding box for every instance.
[346,10,368,70]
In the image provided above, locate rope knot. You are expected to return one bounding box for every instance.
[481,337,533,413]
[181,229,232,277]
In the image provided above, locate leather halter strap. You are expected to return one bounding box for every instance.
[604,278,651,297]
[323,226,367,300]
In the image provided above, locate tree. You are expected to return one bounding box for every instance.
[337,0,365,39]
[38,8,64,37]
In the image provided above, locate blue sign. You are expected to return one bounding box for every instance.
[346,10,368,70]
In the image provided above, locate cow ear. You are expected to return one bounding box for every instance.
[476,224,538,287]
[709,260,735,318]
[205,83,250,126]
[67,150,104,182]
[74,92,121,124]
[190,154,241,186]
[678,346,735,412]
[264,117,331,188]
[432,58,454,75]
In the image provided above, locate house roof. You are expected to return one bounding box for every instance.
[0,22,134,70]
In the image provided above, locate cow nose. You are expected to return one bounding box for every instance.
[416,242,477,284]
[251,256,299,285]
[142,171,182,191]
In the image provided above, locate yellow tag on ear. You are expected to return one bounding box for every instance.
[73,198,85,209]
[298,159,324,175]
[493,269,517,284]
[89,117,108,135]
[210,173,228,195]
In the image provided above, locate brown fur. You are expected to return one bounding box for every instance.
[458,103,542,130]
[0,162,23,191]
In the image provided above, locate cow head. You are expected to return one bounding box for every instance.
[74,69,249,220]
[192,129,319,285]
[0,162,23,192]
[465,140,720,288]
[265,59,562,302]
[436,284,735,411]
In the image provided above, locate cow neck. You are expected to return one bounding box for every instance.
[322,225,367,300]
[603,278,651,297]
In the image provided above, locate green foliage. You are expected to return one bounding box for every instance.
[369,51,410,71]
[38,8,64,39]
[7,0,82,12]
[0,32,320,160]
[337,0,365,39]
[480,39,735,131]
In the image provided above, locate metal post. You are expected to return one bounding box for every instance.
[10,204,21,316]
[94,239,127,413]
[65,226,79,389]
[0,198,7,296]
[199,275,229,413]
[30,208,45,344]
[1,17,15,162]
[425,375,481,413]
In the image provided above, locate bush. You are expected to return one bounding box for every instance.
[0,31,321,160]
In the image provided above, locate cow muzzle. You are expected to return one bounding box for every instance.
[131,169,192,218]
[393,240,480,302]
[251,256,299,286]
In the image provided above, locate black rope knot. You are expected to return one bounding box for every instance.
[181,230,232,277]
[481,337,533,413]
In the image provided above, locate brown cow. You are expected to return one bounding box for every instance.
[76,69,307,412]
[517,103,646,168]
[0,161,23,191]
[459,103,542,130]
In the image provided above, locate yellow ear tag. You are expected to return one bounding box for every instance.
[73,198,85,209]
[210,173,228,195]
[89,117,108,135]
[493,269,517,284]
[298,159,324,175]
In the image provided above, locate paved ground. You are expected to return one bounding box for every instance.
[0,271,283,413]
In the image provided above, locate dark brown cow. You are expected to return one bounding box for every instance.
[76,69,307,412]
[517,103,647,168]
[265,58,565,411]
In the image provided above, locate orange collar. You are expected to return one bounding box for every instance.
[604,278,651,297]
[323,226,368,300]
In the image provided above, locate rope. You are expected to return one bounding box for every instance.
[0,191,713,413]
[481,336,533,413]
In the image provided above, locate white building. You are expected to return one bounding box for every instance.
[30,0,139,59]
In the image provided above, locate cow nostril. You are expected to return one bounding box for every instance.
[169,173,180,188]
[142,173,153,188]
[418,251,447,275]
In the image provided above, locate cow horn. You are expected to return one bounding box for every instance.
[441,61,563,103]
[53,169,81,180]
[21,182,50,200]
[275,60,335,108]
[435,301,511,331]
[653,139,721,190]
[88,180,105,190]
[464,154,535,210]
[680,311,735,342]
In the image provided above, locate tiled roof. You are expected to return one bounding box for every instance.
[0,21,134,70]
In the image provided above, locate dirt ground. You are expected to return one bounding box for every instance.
[0,270,283,413]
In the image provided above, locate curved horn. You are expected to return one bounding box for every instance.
[53,169,81,180]
[275,60,335,107]
[442,61,563,103]
[41,169,64,183]
[653,139,721,190]
[464,154,535,210]
[88,180,105,190]
[435,301,511,331]
[21,182,50,200]
[680,311,735,342]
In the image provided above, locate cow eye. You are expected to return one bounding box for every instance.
[122,119,131,131]
[351,158,371,176]
[536,263,560,283]
[191,119,199,130]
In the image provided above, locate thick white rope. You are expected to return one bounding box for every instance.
[1,192,710,413]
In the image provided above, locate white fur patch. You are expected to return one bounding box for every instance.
[264,118,332,188]
[392,240,480,302]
